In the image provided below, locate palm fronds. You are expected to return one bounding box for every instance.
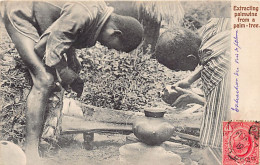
[134,1,184,26]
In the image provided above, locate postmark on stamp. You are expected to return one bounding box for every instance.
[223,121,259,165]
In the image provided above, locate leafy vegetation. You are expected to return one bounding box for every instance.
[0,38,31,144]
[78,44,189,110]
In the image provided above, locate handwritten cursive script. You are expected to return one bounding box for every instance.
[231,30,240,112]
[231,75,239,112]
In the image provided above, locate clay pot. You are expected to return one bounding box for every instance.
[144,108,166,118]
[162,85,181,105]
[132,108,174,145]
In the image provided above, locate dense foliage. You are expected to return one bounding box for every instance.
[78,44,189,110]
[0,39,31,143]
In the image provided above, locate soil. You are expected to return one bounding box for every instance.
[40,133,205,165]
[42,133,126,165]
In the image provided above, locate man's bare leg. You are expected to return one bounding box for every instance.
[4,17,55,164]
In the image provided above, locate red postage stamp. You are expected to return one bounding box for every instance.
[223,121,260,165]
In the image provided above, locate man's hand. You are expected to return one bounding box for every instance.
[70,77,84,97]
[171,87,205,108]
[173,65,203,89]
[58,67,84,97]
[173,79,191,89]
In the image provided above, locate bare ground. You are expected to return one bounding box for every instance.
[40,133,205,165]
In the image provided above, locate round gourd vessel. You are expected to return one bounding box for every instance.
[0,141,26,165]
[132,108,174,145]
